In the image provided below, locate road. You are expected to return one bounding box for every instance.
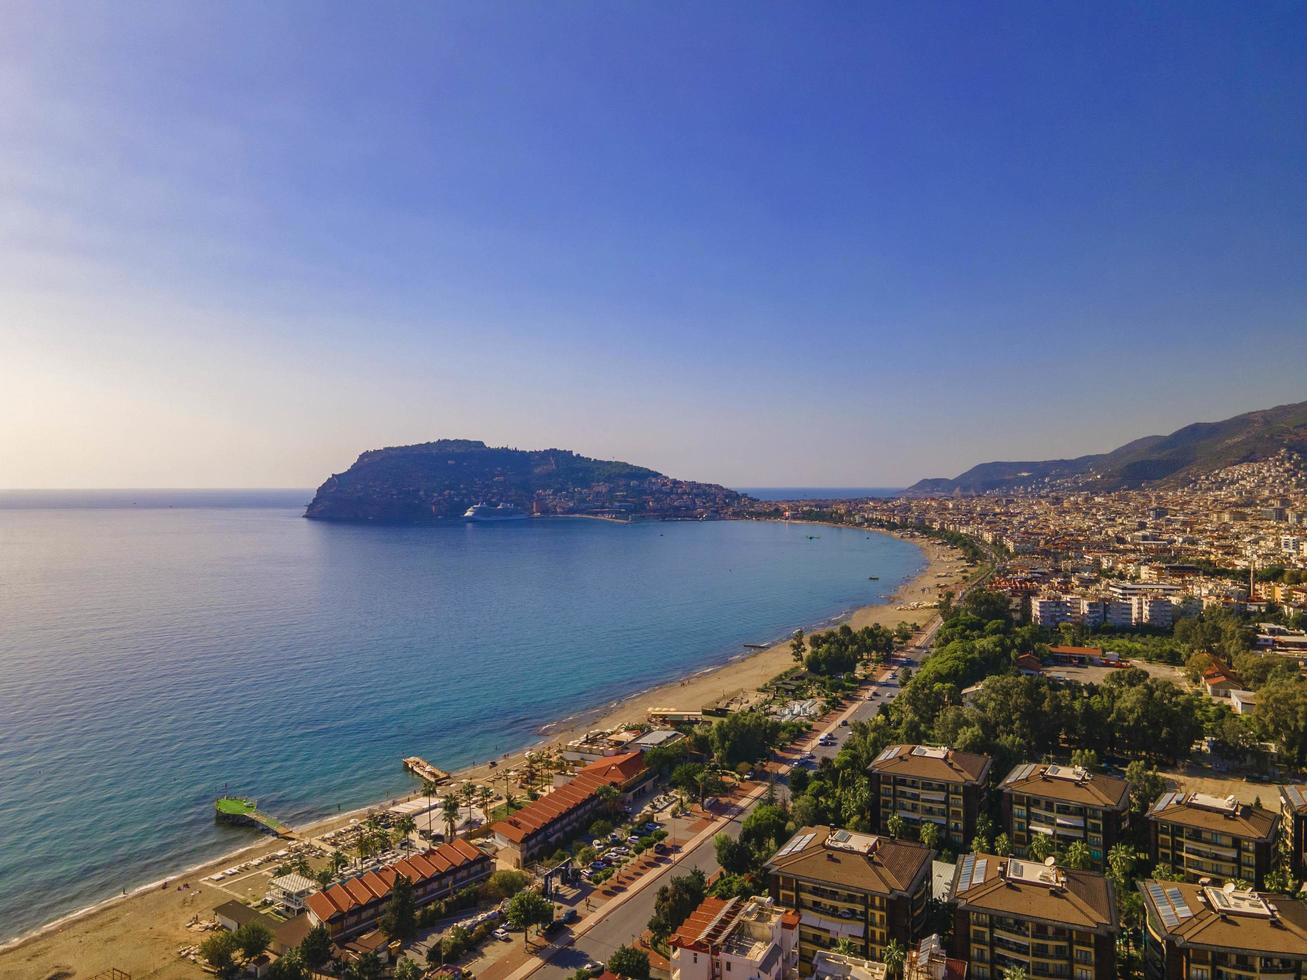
[518,574,1009,980]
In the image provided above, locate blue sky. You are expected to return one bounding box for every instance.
[2,2,1305,488]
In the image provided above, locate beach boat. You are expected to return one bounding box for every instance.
[868,575,879,580]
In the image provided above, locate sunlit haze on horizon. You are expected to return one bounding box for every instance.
[2,2,1305,489]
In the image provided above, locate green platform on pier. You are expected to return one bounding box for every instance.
[214,797,295,838]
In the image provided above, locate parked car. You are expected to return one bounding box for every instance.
[493,928,511,941]
[585,961,604,977]
[840,719,849,726]
[560,908,579,923]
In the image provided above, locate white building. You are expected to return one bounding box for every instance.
[266,873,318,914]
[670,895,799,980]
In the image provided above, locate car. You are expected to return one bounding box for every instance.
[654,842,668,854]
[840,719,849,726]
[493,928,511,941]
[870,690,880,698]
[643,821,660,832]
[560,908,579,923]
[627,836,641,845]
[543,919,563,935]
[585,962,604,977]
[799,753,815,762]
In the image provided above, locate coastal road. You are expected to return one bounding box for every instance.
[529,808,748,980]
[522,685,882,980]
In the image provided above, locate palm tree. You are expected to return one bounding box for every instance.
[330,850,349,876]
[442,796,460,842]
[394,814,417,849]
[421,779,439,840]
[883,939,906,979]
[460,782,477,822]
[477,784,494,819]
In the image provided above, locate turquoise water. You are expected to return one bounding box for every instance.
[0,493,923,941]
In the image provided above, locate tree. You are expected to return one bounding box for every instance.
[740,802,789,853]
[886,814,906,840]
[1255,679,1307,765]
[1069,748,1099,771]
[421,779,440,838]
[393,814,417,848]
[1027,832,1057,863]
[300,923,333,971]
[609,944,652,979]
[505,888,555,947]
[199,932,241,980]
[791,629,807,665]
[394,959,423,980]
[380,873,416,942]
[233,921,273,961]
[648,868,707,940]
[460,781,478,821]
[918,821,940,850]
[484,868,530,901]
[314,866,334,890]
[1151,863,1183,882]
[709,711,782,767]
[1106,843,1136,894]
[267,950,311,980]
[992,832,1011,856]
[1063,841,1092,871]
[715,833,755,875]
[833,937,858,955]
[1000,968,1028,980]
[883,939,906,978]
[343,951,385,980]
[1124,760,1167,816]
[442,795,461,841]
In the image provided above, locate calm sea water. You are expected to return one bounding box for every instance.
[0,492,922,941]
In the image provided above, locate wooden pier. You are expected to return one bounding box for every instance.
[214,797,296,838]
[403,756,450,784]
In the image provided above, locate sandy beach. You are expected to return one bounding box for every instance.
[0,529,971,980]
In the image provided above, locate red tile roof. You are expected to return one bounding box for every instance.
[305,838,487,924]
[669,896,733,951]
[490,752,646,845]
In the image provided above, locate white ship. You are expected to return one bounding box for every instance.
[463,502,528,521]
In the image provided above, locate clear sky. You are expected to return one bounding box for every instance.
[2,2,1305,489]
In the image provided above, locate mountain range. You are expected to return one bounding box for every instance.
[304,439,746,522]
[906,399,1307,495]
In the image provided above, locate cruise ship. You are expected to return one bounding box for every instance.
[463,502,528,521]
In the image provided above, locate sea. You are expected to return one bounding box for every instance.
[0,491,923,943]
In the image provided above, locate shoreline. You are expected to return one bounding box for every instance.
[0,527,971,978]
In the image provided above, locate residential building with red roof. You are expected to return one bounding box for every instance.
[950,853,1118,980]
[867,745,993,849]
[765,826,934,972]
[489,751,651,867]
[305,838,491,939]
[1147,790,1280,888]
[669,895,799,980]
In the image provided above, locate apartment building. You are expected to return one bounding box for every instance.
[489,751,651,867]
[868,745,993,848]
[766,826,933,972]
[1280,785,1307,879]
[950,853,1118,980]
[669,894,799,980]
[999,763,1130,869]
[1139,879,1307,980]
[305,839,492,939]
[1147,791,1281,887]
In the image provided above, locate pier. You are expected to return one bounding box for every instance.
[403,756,450,784]
[213,797,296,838]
